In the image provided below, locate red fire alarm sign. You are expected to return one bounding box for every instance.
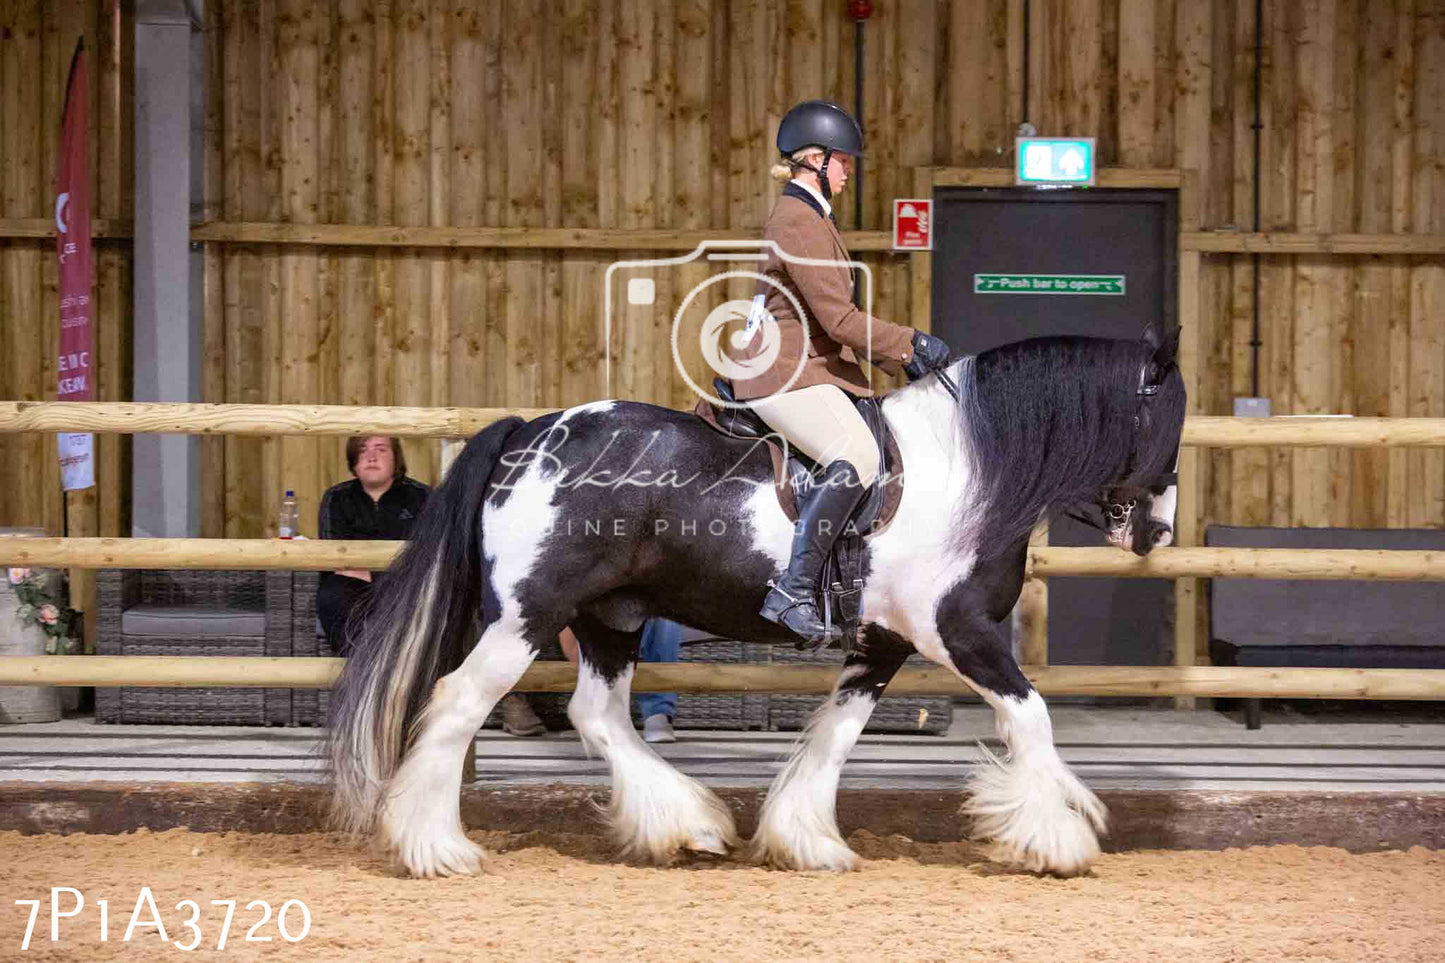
[892,198,932,251]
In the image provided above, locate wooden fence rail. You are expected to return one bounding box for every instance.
[8,218,1442,255]
[4,538,1445,582]
[0,402,547,438]
[6,402,1445,448]
[2,657,1443,700]
[5,401,1445,701]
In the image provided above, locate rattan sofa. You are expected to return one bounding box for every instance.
[289,570,335,727]
[627,631,952,735]
[96,570,951,734]
[761,643,952,734]
[96,569,296,725]
[295,577,952,734]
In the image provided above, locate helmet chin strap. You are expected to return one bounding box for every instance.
[816,147,835,200]
[789,148,837,200]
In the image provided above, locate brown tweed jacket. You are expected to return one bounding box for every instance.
[729,188,917,401]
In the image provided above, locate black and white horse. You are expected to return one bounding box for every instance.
[326,326,1186,878]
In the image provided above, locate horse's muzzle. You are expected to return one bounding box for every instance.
[1129,516,1173,556]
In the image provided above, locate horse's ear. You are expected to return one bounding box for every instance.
[1141,322,1163,351]
[1152,325,1182,367]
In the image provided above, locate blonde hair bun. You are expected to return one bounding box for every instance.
[768,148,820,185]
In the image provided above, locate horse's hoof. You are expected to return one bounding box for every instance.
[395,833,486,879]
[964,745,1105,877]
[981,835,1097,878]
[683,831,732,857]
[750,834,859,872]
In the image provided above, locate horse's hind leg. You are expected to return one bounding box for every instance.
[934,589,1106,876]
[567,614,737,863]
[751,628,913,871]
[381,615,539,878]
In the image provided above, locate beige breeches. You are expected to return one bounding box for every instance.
[748,384,880,487]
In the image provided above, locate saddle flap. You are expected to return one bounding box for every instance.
[692,386,905,535]
[708,377,772,439]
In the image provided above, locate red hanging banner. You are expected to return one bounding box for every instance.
[56,38,94,491]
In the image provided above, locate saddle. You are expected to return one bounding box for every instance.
[693,379,906,650]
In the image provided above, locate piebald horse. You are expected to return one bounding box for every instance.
[326,326,1186,878]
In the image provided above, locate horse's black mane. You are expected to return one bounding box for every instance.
[954,334,1186,558]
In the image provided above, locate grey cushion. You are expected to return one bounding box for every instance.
[1207,526,1445,648]
[122,605,266,638]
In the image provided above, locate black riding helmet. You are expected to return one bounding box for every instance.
[777,100,863,200]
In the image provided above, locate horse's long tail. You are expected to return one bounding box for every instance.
[326,416,526,836]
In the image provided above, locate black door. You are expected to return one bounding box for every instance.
[931,188,1177,667]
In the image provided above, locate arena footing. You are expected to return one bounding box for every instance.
[2,781,1442,853]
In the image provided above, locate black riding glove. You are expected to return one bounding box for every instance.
[904,330,952,382]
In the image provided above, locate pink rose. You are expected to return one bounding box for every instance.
[39,604,59,625]
[7,568,30,585]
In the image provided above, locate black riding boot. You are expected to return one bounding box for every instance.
[759,460,868,645]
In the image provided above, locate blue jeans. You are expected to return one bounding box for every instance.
[635,618,682,720]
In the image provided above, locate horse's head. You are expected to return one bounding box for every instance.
[1098,325,1185,557]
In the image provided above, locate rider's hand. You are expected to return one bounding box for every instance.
[904,330,953,382]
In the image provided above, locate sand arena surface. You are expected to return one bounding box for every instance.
[2,828,1442,962]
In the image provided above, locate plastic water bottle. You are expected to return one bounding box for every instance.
[278,490,298,539]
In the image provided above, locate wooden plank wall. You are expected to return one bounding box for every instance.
[200,0,922,537]
[0,0,132,542]
[3,1,1442,554]
[1196,0,1445,532]
[195,0,1445,535]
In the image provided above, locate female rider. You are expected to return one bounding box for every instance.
[730,99,953,645]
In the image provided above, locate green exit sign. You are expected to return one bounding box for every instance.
[975,273,1126,296]
[1016,137,1096,186]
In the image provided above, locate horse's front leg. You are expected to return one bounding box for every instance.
[933,582,1107,876]
[750,627,914,871]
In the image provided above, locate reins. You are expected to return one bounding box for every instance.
[936,367,960,402]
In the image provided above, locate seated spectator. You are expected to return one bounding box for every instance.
[317,435,431,656]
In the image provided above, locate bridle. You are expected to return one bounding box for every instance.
[1066,374,1178,535]
[930,352,1176,536]
[1132,379,1180,490]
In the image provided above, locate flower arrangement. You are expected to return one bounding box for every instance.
[7,567,83,655]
